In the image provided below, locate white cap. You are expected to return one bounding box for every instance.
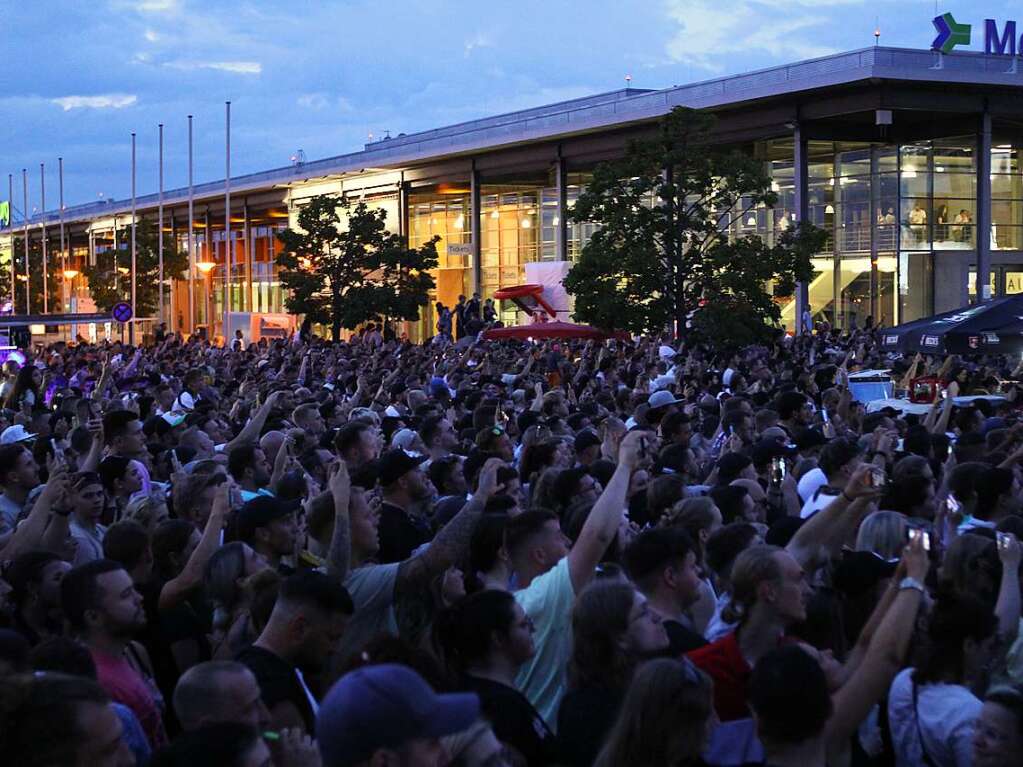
[1,424,36,444]
[658,345,677,360]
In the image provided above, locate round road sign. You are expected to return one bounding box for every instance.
[112,302,133,323]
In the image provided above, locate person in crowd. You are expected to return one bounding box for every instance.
[593,657,714,767]
[433,588,558,765]
[60,558,169,749]
[315,663,479,767]
[0,672,135,767]
[236,570,353,734]
[557,579,669,767]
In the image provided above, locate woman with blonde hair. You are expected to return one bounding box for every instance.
[593,657,714,767]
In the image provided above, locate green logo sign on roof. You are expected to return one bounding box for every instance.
[932,12,972,53]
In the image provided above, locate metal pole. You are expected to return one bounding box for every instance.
[59,158,66,313]
[224,100,231,343]
[976,109,992,303]
[158,124,164,328]
[8,174,14,314]
[130,132,137,345]
[40,163,47,314]
[22,170,29,315]
[793,125,809,334]
[188,115,195,333]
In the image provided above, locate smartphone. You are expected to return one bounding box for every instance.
[998,532,1013,551]
[51,438,66,465]
[771,456,786,485]
[908,527,931,551]
[869,467,886,488]
[639,437,649,459]
[821,408,830,424]
[946,494,961,515]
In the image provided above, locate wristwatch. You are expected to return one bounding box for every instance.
[898,577,925,594]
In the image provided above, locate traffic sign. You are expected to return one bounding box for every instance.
[112,302,133,323]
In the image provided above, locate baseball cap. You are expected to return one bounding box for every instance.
[376,449,428,486]
[236,496,301,542]
[647,390,682,410]
[317,664,480,767]
[0,425,36,445]
[751,438,797,467]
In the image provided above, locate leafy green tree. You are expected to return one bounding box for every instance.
[7,237,58,315]
[276,194,438,341]
[81,219,188,317]
[564,107,825,345]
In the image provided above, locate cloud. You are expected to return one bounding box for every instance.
[51,94,138,111]
[144,29,160,42]
[164,59,262,74]
[297,93,355,111]
[297,93,329,110]
[464,32,493,57]
[121,0,179,11]
[662,0,865,71]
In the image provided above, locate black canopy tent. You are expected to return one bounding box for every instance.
[880,297,1023,355]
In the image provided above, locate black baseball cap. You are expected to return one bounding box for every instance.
[236,496,301,542]
[376,449,428,486]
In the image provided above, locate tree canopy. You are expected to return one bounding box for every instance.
[81,219,188,318]
[276,194,438,341]
[564,107,826,346]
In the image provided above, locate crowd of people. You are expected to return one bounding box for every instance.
[0,322,1022,766]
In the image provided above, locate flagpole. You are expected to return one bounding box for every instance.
[59,157,66,312]
[22,169,29,315]
[8,173,14,315]
[187,115,195,334]
[224,100,231,345]
[158,124,164,329]
[130,132,137,345]
[40,163,47,314]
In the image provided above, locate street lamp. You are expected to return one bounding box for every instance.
[196,260,216,337]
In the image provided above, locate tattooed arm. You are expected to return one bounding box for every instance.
[395,458,502,596]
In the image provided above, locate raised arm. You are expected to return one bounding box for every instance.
[159,483,229,611]
[825,537,929,749]
[567,431,642,592]
[786,464,880,572]
[395,458,501,595]
[325,461,351,581]
[995,533,1022,642]
[0,465,71,560]
[224,390,284,452]
[78,418,105,473]
[932,380,958,436]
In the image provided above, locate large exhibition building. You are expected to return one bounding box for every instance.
[6,40,1023,341]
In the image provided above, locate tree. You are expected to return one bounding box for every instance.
[81,219,188,317]
[7,237,57,315]
[564,107,826,345]
[276,194,439,341]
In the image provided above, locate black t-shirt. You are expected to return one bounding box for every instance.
[664,618,708,655]
[236,645,315,733]
[377,502,431,564]
[557,685,623,767]
[464,675,559,766]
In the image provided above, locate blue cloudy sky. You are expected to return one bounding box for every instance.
[0,0,1012,214]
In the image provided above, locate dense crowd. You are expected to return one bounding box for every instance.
[0,316,1022,767]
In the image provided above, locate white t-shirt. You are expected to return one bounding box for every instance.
[888,667,981,767]
[514,557,575,729]
[797,467,827,503]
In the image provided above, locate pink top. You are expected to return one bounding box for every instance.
[91,647,167,749]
